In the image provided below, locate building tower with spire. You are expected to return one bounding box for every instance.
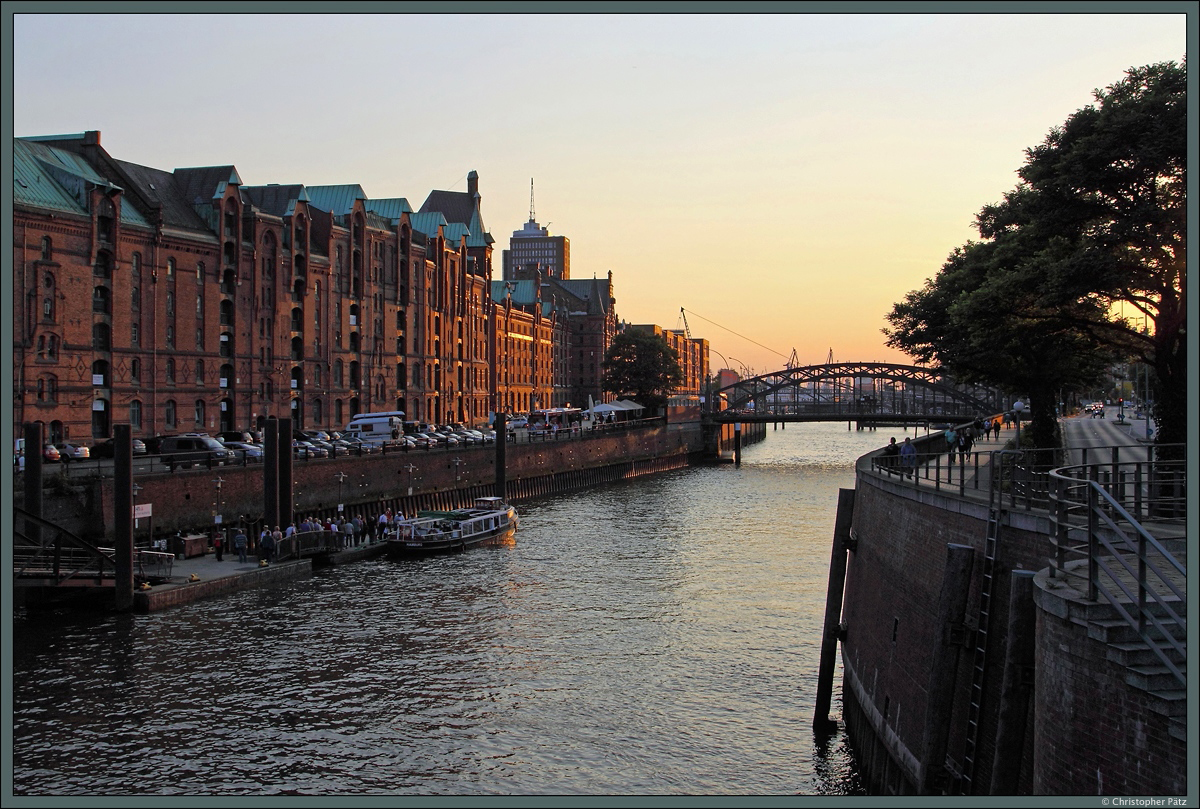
[501,178,570,281]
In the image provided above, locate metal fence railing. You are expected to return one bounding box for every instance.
[1049,457,1187,689]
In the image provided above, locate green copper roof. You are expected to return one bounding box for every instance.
[305,184,368,215]
[366,197,413,222]
[410,211,448,239]
[14,137,151,227]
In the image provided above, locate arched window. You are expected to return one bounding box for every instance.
[93,286,111,314]
[40,236,52,261]
[192,359,204,386]
[291,337,303,361]
[220,299,234,325]
[291,307,303,332]
[166,358,176,384]
[131,358,141,383]
[196,261,205,283]
[93,251,113,279]
[312,398,323,424]
[195,400,206,426]
[37,335,46,359]
[335,359,344,387]
[91,398,110,439]
[314,365,322,387]
[92,323,111,351]
[166,257,175,278]
[132,252,141,277]
[261,232,276,280]
[165,399,177,427]
[219,333,231,357]
[166,325,175,348]
[130,399,142,429]
[220,364,233,389]
[349,361,360,390]
[291,365,303,390]
[166,291,175,316]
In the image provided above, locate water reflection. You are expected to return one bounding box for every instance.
[14,422,881,795]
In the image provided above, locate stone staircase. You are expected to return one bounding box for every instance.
[1090,616,1187,742]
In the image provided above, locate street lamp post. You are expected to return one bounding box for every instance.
[1012,400,1025,448]
[335,471,347,514]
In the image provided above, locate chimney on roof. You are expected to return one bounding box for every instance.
[85,131,100,145]
[467,170,479,197]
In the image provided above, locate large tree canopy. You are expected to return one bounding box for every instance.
[886,59,1186,451]
[601,332,685,412]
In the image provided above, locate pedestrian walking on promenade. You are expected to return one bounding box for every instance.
[900,437,917,478]
[234,528,248,563]
[882,437,899,470]
[213,531,224,562]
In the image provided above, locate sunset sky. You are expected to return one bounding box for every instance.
[9,7,1189,374]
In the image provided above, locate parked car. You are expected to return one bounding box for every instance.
[42,443,61,463]
[291,439,328,459]
[91,437,148,457]
[155,435,235,469]
[216,430,258,445]
[507,417,529,429]
[222,441,264,463]
[54,442,90,461]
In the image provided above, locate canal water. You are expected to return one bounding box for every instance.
[12,422,890,796]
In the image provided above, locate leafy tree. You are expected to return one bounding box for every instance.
[601,332,685,412]
[886,60,1185,451]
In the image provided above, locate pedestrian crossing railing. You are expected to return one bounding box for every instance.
[1048,454,1187,689]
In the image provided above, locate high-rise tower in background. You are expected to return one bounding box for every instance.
[502,179,569,281]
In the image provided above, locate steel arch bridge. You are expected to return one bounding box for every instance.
[711,362,1007,425]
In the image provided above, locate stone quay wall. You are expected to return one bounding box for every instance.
[26,420,771,542]
[839,456,1187,796]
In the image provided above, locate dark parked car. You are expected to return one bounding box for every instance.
[155,435,235,469]
[90,437,148,458]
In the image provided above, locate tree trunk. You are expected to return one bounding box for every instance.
[1025,386,1060,450]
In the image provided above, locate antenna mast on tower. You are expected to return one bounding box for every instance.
[529,178,535,222]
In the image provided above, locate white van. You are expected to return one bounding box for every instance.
[343,412,404,446]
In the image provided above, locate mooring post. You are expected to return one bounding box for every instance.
[989,570,1037,795]
[23,422,43,546]
[113,424,134,612]
[495,412,507,500]
[263,416,279,530]
[277,418,293,529]
[814,487,856,732]
[918,543,975,795]
[734,422,742,467]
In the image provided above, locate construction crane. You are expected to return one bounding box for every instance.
[680,307,692,339]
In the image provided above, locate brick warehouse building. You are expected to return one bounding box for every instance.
[11,132,552,443]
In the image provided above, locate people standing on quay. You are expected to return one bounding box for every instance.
[234,528,248,564]
[945,426,959,464]
[900,437,917,477]
[213,530,224,562]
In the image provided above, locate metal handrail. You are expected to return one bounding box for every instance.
[1049,461,1187,690]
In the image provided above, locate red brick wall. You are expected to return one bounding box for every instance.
[1032,580,1187,795]
[841,468,1050,793]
